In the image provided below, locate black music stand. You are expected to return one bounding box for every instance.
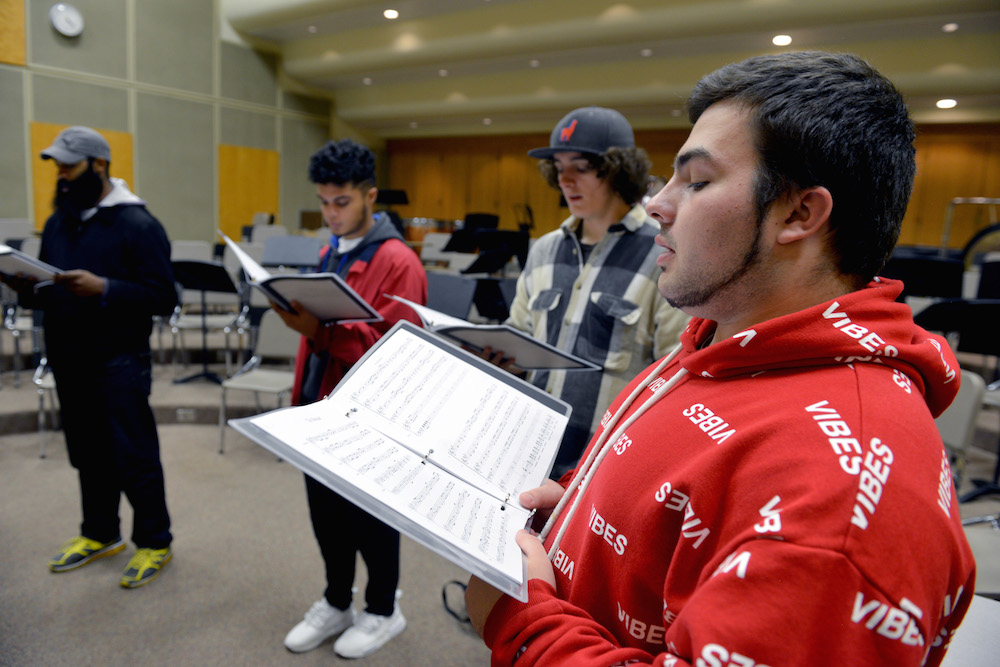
[171,260,238,384]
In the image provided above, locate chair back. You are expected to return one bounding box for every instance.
[976,253,1000,298]
[261,235,323,269]
[935,369,986,488]
[19,237,41,258]
[171,240,213,261]
[426,272,476,319]
[940,595,1000,666]
[0,218,34,244]
[254,309,301,362]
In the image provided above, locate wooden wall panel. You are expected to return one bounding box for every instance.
[0,0,26,66]
[388,125,1000,249]
[30,122,134,232]
[218,144,279,241]
[902,126,1000,249]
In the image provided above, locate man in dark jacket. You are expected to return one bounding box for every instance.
[3,126,177,588]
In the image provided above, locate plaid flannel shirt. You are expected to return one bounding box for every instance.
[506,205,689,441]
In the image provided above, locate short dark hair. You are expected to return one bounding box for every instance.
[308,139,376,189]
[688,51,916,282]
[538,146,652,206]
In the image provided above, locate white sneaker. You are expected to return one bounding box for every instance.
[283,598,356,653]
[333,606,406,659]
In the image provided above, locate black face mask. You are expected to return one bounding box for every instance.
[54,160,104,215]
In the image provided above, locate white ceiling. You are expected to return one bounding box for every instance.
[222,0,1000,139]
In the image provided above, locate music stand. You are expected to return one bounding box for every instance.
[171,260,238,384]
[461,230,530,274]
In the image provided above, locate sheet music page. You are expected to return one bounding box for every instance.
[248,387,533,584]
[387,294,469,328]
[218,232,271,282]
[332,328,566,498]
[238,322,569,597]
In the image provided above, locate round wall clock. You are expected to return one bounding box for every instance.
[49,3,85,38]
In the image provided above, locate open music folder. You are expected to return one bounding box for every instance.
[387,294,601,372]
[0,243,60,283]
[219,232,381,325]
[229,321,570,601]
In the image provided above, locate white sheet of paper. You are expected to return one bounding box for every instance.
[248,326,568,586]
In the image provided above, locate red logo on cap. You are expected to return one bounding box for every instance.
[559,119,578,143]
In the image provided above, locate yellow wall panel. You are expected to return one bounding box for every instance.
[218,144,279,241]
[0,0,26,66]
[30,122,134,232]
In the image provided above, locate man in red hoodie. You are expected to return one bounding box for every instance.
[467,51,976,666]
[275,139,427,659]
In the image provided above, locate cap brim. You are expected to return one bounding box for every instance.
[40,146,86,163]
[527,145,605,159]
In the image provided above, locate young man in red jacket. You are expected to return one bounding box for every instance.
[274,139,427,659]
[467,52,976,666]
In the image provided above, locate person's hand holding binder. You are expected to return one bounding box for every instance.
[0,270,40,294]
[271,298,320,340]
[54,269,105,297]
[465,478,565,637]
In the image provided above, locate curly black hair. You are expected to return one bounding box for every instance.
[537,146,652,206]
[308,139,376,189]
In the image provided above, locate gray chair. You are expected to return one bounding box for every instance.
[936,369,986,490]
[32,357,59,459]
[426,271,477,319]
[218,309,300,453]
[940,594,1000,666]
[260,234,323,270]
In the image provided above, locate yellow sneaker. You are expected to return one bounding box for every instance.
[119,547,172,588]
[49,536,125,572]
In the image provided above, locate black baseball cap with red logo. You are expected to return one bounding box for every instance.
[528,106,635,159]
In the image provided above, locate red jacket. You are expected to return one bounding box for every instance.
[291,224,427,405]
[485,278,975,667]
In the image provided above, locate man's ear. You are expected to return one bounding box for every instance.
[366,186,379,208]
[776,186,833,245]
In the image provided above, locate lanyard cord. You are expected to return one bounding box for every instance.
[541,342,687,557]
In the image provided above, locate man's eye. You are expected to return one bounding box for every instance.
[688,182,708,191]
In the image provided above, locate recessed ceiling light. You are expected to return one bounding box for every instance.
[640,48,653,57]
[936,99,957,109]
[409,121,418,128]
[384,9,399,20]
[529,59,540,68]
[772,35,792,46]
[671,109,682,117]
[438,69,448,77]
[482,118,492,125]
[942,23,959,33]
[362,77,373,85]
[307,25,317,33]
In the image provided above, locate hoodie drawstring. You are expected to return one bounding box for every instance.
[541,342,688,557]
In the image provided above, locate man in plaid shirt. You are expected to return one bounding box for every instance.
[507,107,688,478]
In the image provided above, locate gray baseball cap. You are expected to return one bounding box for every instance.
[528,106,635,159]
[40,126,111,164]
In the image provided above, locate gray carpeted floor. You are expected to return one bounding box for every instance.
[0,361,491,666]
[2,353,998,665]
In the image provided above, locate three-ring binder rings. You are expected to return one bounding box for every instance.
[229,321,570,601]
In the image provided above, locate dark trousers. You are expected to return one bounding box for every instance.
[52,351,172,549]
[304,474,400,616]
